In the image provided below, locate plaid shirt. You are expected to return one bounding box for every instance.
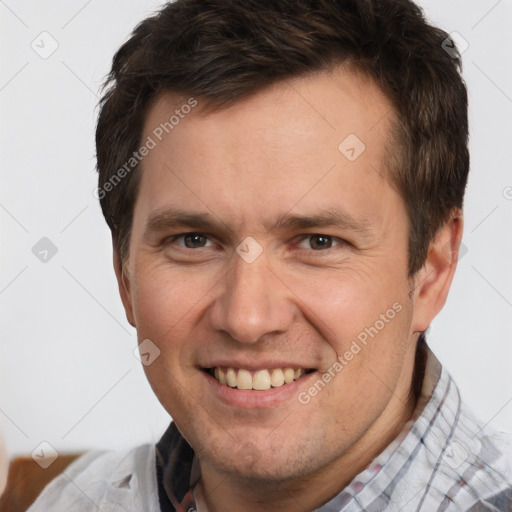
[156,343,512,512]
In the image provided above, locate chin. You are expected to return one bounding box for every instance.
[196,433,319,484]
[214,455,302,483]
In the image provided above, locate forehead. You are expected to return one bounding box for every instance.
[135,67,400,231]
[143,66,394,154]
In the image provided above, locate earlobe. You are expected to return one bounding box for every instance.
[112,241,136,328]
[411,210,464,333]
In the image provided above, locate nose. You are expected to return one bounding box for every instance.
[208,247,295,344]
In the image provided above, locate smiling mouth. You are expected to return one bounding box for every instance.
[204,367,316,391]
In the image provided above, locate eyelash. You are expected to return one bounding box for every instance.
[165,233,349,253]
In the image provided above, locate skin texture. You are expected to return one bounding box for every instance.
[114,67,463,512]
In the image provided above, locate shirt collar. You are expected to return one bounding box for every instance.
[156,421,196,511]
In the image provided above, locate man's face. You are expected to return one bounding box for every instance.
[119,68,421,482]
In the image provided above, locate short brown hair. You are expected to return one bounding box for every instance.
[96,0,469,275]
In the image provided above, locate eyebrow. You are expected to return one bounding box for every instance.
[271,209,372,236]
[144,207,373,239]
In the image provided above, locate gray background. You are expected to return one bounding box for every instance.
[0,0,511,461]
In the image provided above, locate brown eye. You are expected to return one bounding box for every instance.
[296,234,349,255]
[183,233,208,248]
[309,235,333,250]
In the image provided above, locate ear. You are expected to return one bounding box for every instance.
[113,238,136,328]
[411,209,464,333]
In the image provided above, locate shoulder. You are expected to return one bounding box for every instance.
[387,352,512,511]
[448,396,512,505]
[27,443,160,512]
[420,366,512,510]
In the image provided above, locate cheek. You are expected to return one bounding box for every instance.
[130,264,213,416]
[288,265,406,346]
[304,283,413,429]
[287,267,413,412]
[130,261,212,338]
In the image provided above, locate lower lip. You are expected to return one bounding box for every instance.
[201,370,318,408]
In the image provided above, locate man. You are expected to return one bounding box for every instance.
[29,0,512,510]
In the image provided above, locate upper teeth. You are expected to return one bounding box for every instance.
[213,367,306,390]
